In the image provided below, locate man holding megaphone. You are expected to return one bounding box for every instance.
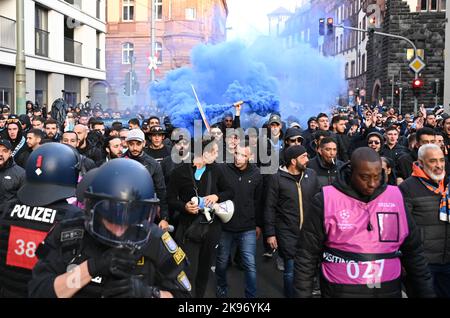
[167,138,234,298]
[215,138,264,298]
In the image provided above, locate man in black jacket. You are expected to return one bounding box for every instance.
[215,140,263,298]
[124,129,169,231]
[294,147,435,298]
[399,143,450,297]
[264,145,320,297]
[0,139,25,213]
[331,115,350,162]
[397,127,436,182]
[167,138,233,298]
[307,137,344,189]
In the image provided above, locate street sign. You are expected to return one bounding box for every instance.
[409,57,426,74]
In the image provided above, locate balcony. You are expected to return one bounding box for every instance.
[35,28,49,57]
[0,16,16,50]
[64,37,82,64]
[96,48,101,69]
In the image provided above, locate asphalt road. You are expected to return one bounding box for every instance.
[205,241,285,298]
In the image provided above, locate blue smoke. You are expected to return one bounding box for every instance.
[150,38,345,131]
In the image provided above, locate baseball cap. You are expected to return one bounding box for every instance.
[268,114,282,125]
[126,129,145,142]
[0,139,12,150]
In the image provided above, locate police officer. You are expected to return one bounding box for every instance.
[0,143,82,297]
[29,159,191,298]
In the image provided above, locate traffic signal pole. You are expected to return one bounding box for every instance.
[333,24,419,113]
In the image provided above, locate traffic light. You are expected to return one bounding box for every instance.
[327,18,334,35]
[432,79,441,96]
[368,16,377,29]
[412,78,424,90]
[319,18,325,36]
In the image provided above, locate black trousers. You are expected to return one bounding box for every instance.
[181,221,221,298]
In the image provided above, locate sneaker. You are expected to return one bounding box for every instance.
[276,257,285,271]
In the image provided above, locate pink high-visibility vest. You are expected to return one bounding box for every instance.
[322,185,409,285]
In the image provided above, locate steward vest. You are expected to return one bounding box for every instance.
[322,185,409,286]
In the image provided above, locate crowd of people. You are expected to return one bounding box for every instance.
[0,97,449,298]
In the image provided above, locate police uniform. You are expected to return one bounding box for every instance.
[0,143,83,297]
[29,218,192,298]
[0,201,82,297]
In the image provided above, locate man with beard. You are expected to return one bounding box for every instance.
[264,145,320,297]
[74,124,103,163]
[125,129,169,231]
[44,119,61,142]
[0,139,25,212]
[294,147,435,298]
[307,137,344,188]
[399,144,450,297]
[98,136,123,165]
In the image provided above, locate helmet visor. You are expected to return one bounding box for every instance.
[88,197,158,249]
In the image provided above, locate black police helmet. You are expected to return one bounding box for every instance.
[83,158,159,249]
[18,143,81,206]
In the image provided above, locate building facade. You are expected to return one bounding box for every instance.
[105,0,228,110]
[0,0,106,112]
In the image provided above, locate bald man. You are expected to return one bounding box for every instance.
[294,147,434,298]
[74,124,103,164]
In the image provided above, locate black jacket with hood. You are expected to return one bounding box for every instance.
[218,163,264,232]
[294,163,435,298]
[263,166,320,260]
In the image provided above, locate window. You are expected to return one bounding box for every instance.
[430,0,437,10]
[35,6,48,56]
[351,60,355,77]
[155,42,162,64]
[362,17,366,40]
[122,42,134,64]
[96,0,101,19]
[361,54,366,73]
[123,0,134,21]
[441,0,446,10]
[156,0,163,20]
[185,8,196,20]
[345,63,349,79]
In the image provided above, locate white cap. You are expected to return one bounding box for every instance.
[126,129,145,142]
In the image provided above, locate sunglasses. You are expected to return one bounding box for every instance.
[368,140,380,145]
[7,118,20,124]
[289,137,303,143]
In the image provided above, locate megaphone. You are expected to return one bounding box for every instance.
[191,197,235,224]
[211,200,234,223]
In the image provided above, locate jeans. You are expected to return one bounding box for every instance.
[283,259,294,298]
[429,263,450,298]
[215,230,257,298]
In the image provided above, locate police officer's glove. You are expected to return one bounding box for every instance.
[87,248,137,278]
[102,276,161,298]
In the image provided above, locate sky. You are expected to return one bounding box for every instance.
[226,0,305,43]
